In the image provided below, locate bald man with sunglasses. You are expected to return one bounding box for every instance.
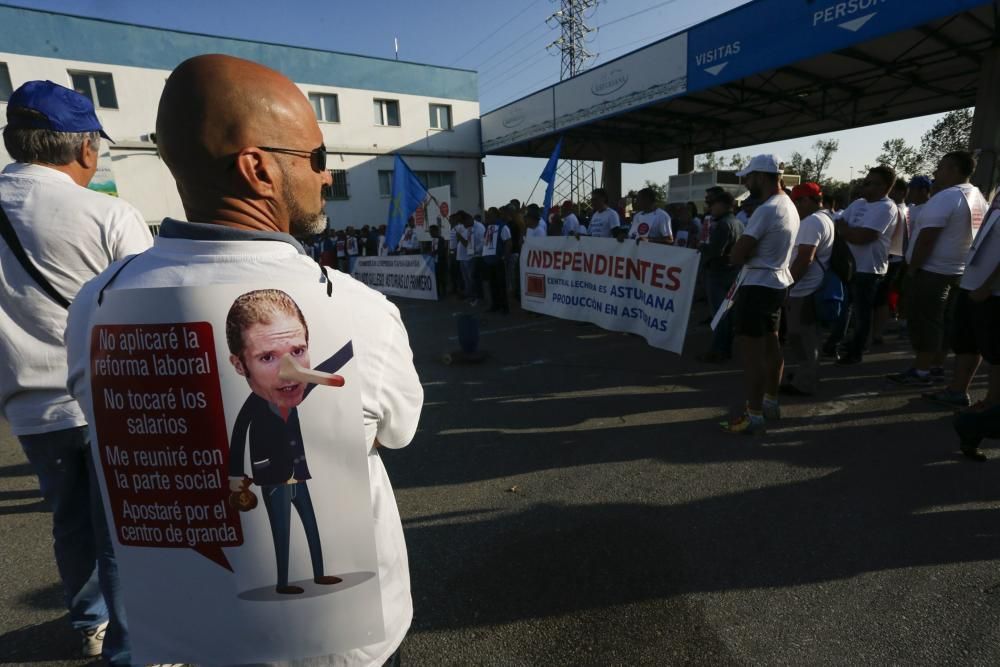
[66,54,423,667]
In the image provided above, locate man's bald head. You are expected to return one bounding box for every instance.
[156,54,330,236]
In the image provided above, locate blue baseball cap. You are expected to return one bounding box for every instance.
[909,175,932,190]
[5,80,112,142]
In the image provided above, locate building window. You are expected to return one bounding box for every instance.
[429,104,452,130]
[378,169,455,197]
[0,63,12,103]
[69,71,118,109]
[373,99,400,126]
[323,169,349,200]
[309,93,339,123]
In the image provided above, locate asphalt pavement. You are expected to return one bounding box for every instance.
[2,292,999,666]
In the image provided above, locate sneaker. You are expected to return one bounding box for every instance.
[835,354,862,366]
[886,368,932,386]
[762,401,781,420]
[922,389,972,409]
[720,413,766,435]
[82,621,107,658]
[960,444,988,462]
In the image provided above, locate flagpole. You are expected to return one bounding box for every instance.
[525,178,542,206]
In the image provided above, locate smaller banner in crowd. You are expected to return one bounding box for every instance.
[520,236,700,354]
[350,255,438,301]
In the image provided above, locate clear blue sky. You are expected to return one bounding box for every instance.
[4,0,949,203]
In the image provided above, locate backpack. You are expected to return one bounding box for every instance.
[813,268,846,325]
[817,210,855,284]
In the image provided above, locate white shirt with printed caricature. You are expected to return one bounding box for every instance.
[482,222,511,257]
[906,183,988,275]
[629,208,672,242]
[347,236,359,256]
[66,225,423,667]
[961,193,1000,295]
[845,196,898,275]
[740,193,800,289]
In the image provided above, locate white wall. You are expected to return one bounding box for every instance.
[0,51,482,227]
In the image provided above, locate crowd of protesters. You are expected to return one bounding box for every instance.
[2,67,999,667]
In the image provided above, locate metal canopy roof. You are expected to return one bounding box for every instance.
[480,0,997,163]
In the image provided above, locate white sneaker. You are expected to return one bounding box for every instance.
[81,621,108,657]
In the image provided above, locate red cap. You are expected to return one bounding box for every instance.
[791,182,822,201]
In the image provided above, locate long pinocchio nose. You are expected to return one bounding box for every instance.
[278,354,345,387]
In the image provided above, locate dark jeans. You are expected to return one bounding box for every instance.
[706,270,739,355]
[261,481,325,588]
[19,426,130,665]
[485,258,508,312]
[449,254,463,295]
[829,272,882,358]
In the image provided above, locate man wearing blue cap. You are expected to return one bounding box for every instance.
[0,80,152,663]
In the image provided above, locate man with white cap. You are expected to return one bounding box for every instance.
[723,154,799,434]
[0,80,153,664]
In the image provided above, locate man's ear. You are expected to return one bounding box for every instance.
[230,354,248,378]
[79,136,99,170]
[233,148,278,198]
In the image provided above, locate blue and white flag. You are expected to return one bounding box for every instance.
[386,155,429,251]
[540,136,563,225]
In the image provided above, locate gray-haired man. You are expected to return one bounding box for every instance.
[0,80,152,664]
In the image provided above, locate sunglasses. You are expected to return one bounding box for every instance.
[257,143,327,173]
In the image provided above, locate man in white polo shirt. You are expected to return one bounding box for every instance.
[65,54,423,666]
[588,188,621,238]
[831,165,899,365]
[889,152,988,399]
[628,187,673,244]
[560,200,581,236]
[723,154,799,434]
[0,81,153,665]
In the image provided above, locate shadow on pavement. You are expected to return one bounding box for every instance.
[0,615,83,663]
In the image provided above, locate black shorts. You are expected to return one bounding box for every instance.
[952,290,1000,364]
[732,285,786,337]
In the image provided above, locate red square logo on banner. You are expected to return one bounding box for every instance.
[526,273,545,298]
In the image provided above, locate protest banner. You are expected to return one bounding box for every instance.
[350,254,438,301]
[520,236,700,354]
[87,284,383,664]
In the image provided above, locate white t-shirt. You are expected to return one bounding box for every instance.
[482,222,512,257]
[0,163,153,435]
[588,208,621,238]
[628,208,672,241]
[789,210,835,298]
[471,221,486,256]
[525,225,546,239]
[740,193,799,289]
[561,212,580,236]
[448,227,457,252]
[845,196,898,275]
[65,221,422,667]
[347,236,359,256]
[454,224,470,261]
[377,234,387,256]
[906,183,988,275]
[961,197,1000,294]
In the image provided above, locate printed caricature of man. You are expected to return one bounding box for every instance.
[225,288,348,595]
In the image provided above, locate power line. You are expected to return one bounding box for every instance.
[478,47,553,88]
[472,22,555,72]
[476,26,555,80]
[449,0,545,66]
[594,0,681,30]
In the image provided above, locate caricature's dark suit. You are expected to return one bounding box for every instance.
[229,342,353,588]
